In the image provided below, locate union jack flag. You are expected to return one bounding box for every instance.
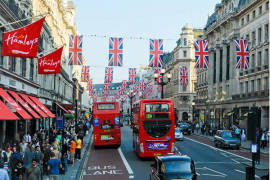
[104,82,110,91]
[68,35,83,65]
[148,85,152,96]
[104,67,113,83]
[129,68,137,84]
[87,78,93,91]
[93,95,97,102]
[89,89,94,97]
[158,85,162,92]
[108,37,123,66]
[234,40,249,69]
[117,91,120,99]
[194,40,209,68]
[149,39,163,67]
[155,68,162,83]
[81,66,89,82]
[134,84,138,95]
[120,88,124,95]
[140,80,146,91]
[180,66,188,86]
[122,80,127,90]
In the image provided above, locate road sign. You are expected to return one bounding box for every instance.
[56,116,65,130]
[250,143,258,153]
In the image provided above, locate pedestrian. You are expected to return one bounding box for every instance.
[241,129,246,142]
[43,145,51,176]
[23,145,33,168]
[75,137,82,160]
[69,139,76,166]
[10,146,21,179]
[52,146,60,159]
[13,159,25,180]
[19,140,28,156]
[266,130,269,146]
[0,146,8,172]
[0,160,9,180]
[261,131,266,149]
[25,159,41,180]
[47,152,62,180]
[195,123,199,134]
[24,132,32,144]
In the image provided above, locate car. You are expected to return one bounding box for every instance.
[175,128,184,141]
[149,154,197,180]
[178,122,192,135]
[214,130,241,150]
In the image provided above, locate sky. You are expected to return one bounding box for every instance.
[74,0,220,84]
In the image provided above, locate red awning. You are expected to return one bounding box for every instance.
[19,93,48,118]
[0,100,19,120]
[68,110,73,114]
[8,90,40,119]
[55,102,69,113]
[29,96,55,118]
[0,88,32,120]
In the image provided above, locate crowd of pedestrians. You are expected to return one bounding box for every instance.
[0,118,91,180]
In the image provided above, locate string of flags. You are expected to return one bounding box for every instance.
[0,16,250,100]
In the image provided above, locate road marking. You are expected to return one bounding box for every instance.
[79,136,93,180]
[221,152,229,157]
[185,137,252,162]
[118,147,134,179]
[196,161,239,164]
[231,158,240,164]
[203,167,227,177]
[201,173,226,177]
[234,169,260,179]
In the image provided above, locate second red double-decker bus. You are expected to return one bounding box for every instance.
[92,101,121,147]
[132,99,175,157]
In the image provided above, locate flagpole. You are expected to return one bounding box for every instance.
[0,12,50,28]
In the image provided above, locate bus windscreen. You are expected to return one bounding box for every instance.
[97,103,115,110]
[145,104,169,112]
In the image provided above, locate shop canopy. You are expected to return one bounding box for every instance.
[29,96,55,118]
[0,88,32,119]
[19,93,48,118]
[8,90,40,119]
[0,100,19,120]
[55,102,69,113]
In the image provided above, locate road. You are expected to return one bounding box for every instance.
[80,125,269,180]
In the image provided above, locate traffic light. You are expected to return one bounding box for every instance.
[247,107,261,141]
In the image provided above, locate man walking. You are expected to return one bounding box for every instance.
[0,161,9,180]
[25,159,41,180]
[47,152,62,180]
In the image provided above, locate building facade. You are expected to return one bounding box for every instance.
[203,0,269,129]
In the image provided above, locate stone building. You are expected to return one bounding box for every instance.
[203,0,269,129]
[163,25,203,122]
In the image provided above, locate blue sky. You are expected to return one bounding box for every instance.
[74,0,220,84]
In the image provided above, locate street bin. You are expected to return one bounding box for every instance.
[246,166,254,180]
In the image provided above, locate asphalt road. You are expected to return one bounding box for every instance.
[81,125,268,180]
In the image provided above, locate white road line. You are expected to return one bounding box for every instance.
[118,147,134,178]
[185,137,252,162]
[231,158,240,164]
[195,161,239,164]
[234,169,260,179]
[221,152,229,157]
[203,167,227,177]
[201,174,226,177]
[196,172,201,176]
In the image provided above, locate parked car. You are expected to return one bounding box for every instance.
[214,130,241,150]
[175,128,184,141]
[149,154,197,180]
[178,123,192,135]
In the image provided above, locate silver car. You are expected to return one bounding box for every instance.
[175,128,184,141]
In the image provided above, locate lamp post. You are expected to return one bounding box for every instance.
[154,68,172,99]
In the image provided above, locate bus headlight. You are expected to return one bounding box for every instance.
[94,118,100,126]
[171,143,175,153]
[114,117,120,125]
[140,143,144,153]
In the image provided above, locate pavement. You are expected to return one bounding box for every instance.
[43,128,92,180]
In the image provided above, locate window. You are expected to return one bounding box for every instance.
[241,18,244,26]
[265,49,269,65]
[219,49,223,82]
[21,58,26,77]
[247,14,250,22]
[245,81,248,93]
[252,31,256,46]
[30,60,34,81]
[240,82,244,93]
[251,54,255,68]
[226,46,230,80]
[184,38,187,46]
[267,1,269,10]
[97,103,115,110]
[258,51,262,66]
[258,27,262,43]
[265,24,269,42]
[251,80,255,92]
[9,57,16,72]
[213,52,216,84]
[257,79,261,91]
[0,28,3,66]
[246,34,250,41]
[183,50,187,57]
[145,104,169,112]
[264,77,269,90]
[259,6,262,14]
[253,10,256,19]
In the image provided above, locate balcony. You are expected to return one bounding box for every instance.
[263,64,268,70]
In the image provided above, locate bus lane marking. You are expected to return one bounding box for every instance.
[118,147,134,179]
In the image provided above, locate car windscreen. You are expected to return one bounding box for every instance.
[175,128,180,133]
[97,103,115,110]
[222,131,232,138]
[163,160,192,174]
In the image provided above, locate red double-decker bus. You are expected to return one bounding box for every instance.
[92,101,121,147]
[132,99,175,157]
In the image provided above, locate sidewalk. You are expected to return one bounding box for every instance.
[43,128,92,180]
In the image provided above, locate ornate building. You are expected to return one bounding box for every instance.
[164,25,203,122]
[203,0,269,129]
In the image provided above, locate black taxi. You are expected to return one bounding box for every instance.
[149,154,198,180]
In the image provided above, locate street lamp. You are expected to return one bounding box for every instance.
[154,68,171,99]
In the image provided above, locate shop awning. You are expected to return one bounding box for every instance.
[0,100,19,120]
[29,96,55,118]
[0,88,32,120]
[55,102,69,113]
[68,110,73,114]
[8,90,40,119]
[19,93,48,118]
